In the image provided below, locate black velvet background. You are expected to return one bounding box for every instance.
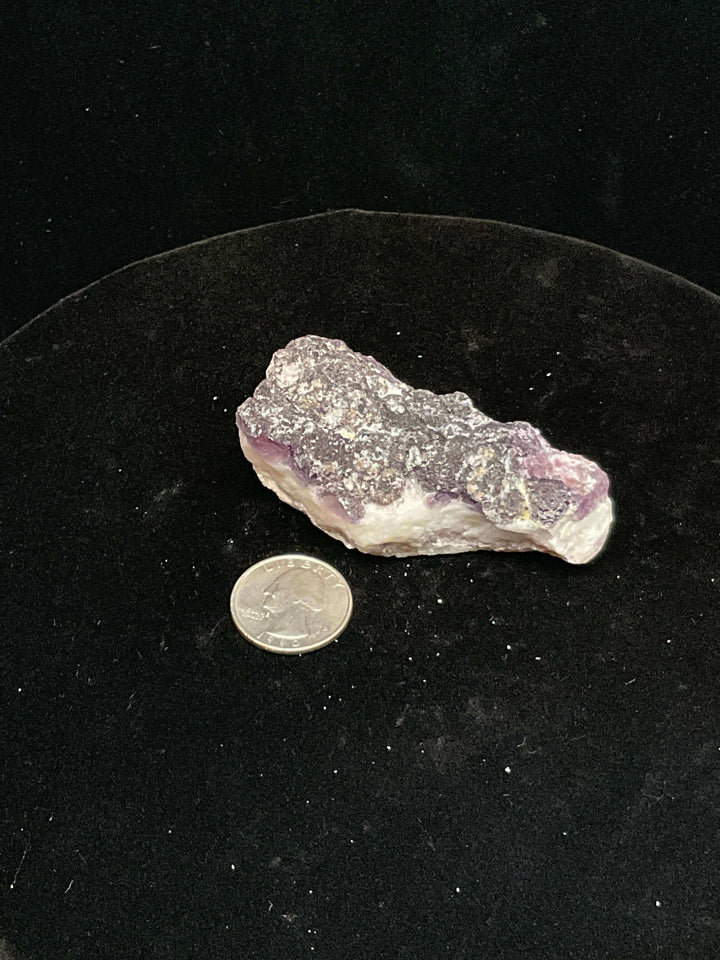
[3,0,720,342]
[2,210,720,959]
[4,1,720,957]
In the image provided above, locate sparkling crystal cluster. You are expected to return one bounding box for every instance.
[237,336,613,563]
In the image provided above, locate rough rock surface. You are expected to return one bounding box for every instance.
[236,336,613,563]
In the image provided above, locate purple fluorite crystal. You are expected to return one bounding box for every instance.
[236,336,613,563]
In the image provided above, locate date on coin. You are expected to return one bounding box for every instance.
[230,554,353,654]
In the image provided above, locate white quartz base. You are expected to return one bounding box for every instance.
[240,434,614,564]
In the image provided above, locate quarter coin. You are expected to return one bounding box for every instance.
[230,554,353,654]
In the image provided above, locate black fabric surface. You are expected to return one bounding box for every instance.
[2,210,720,959]
[4,1,720,342]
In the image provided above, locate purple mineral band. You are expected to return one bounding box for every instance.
[237,415,357,523]
[236,336,611,532]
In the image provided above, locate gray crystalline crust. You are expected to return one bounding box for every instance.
[236,336,614,563]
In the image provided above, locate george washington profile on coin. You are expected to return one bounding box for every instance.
[260,567,326,641]
[230,555,353,654]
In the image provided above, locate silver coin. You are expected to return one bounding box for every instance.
[230,554,353,654]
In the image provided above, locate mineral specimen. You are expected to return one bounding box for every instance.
[236,336,613,563]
